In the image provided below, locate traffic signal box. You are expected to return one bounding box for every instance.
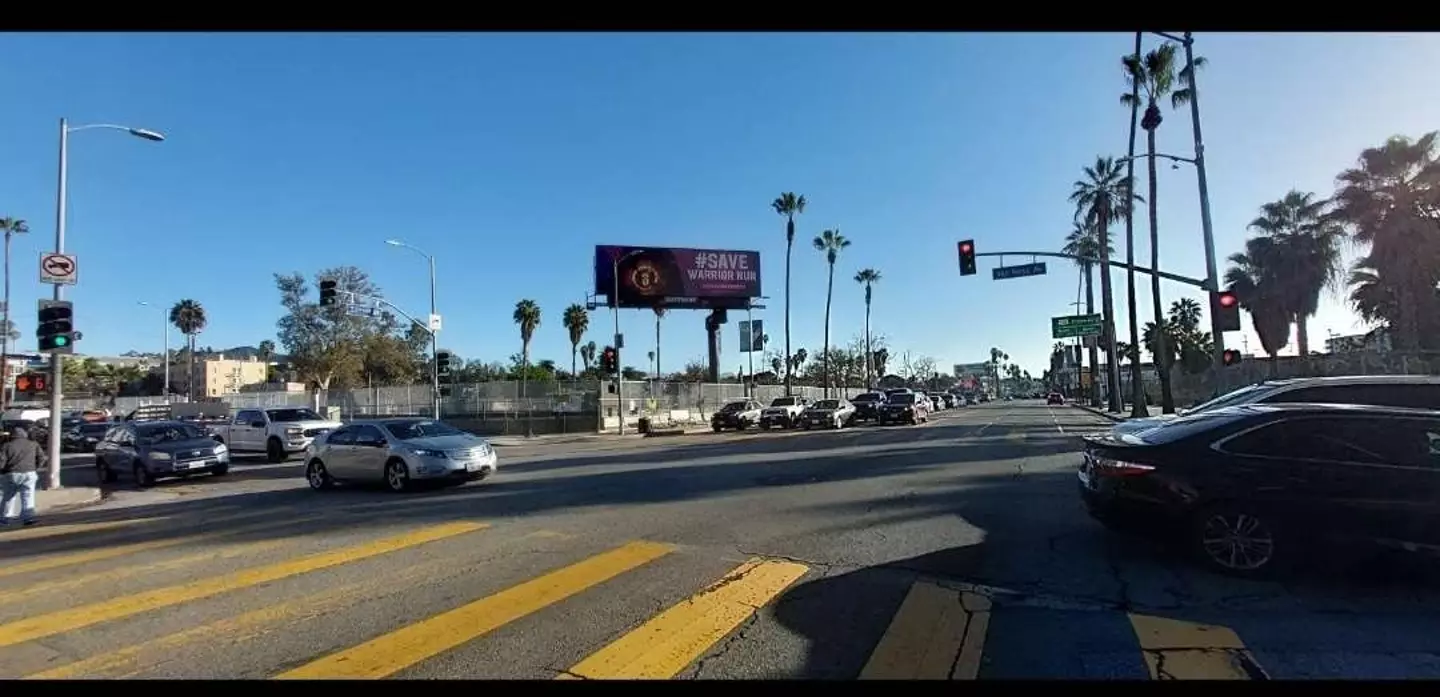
[958,240,977,276]
[15,373,47,394]
[319,279,338,307]
[37,300,75,354]
[436,351,453,379]
[1215,289,1241,332]
[1222,349,1242,366]
[600,346,618,375]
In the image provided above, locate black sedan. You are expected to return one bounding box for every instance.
[1079,402,1440,579]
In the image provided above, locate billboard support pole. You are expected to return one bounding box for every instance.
[746,303,755,397]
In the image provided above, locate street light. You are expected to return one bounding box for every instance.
[384,239,440,420]
[47,118,164,491]
[137,301,169,398]
[611,249,643,435]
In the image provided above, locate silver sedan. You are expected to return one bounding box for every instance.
[303,418,498,493]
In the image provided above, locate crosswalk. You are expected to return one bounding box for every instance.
[0,506,1279,679]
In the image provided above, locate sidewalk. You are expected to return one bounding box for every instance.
[1070,402,1165,423]
[488,425,714,447]
[34,484,104,514]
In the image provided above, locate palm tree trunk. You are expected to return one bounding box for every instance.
[571,344,578,380]
[863,292,873,389]
[1124,32,1146,419]
[1084,262,1101,408]
[187,335,196,400]
[822,262,835,398]
[784,219,794,396]
[521,345,529,399]
[1146,124,1175,414]
[1097,208,1122,413]
[1,231,10,411]
[1294,313,1309,356]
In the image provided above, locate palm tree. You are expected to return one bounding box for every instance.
[653,306,667,380]
[989,347,1009,396]
[562,304,589,378]
[1069,156,1140,412]
[1062,221,1117,408]
[258,339,276,383]
[1332,132,1440,350]
[1245,190,1346,356]
[854,268,882,388]
[1121,41,1205,414]
[1347,256,1399,329]
[812,228,850,397]
[580,340,597,373]
[169,299,208,400]
[0,217,27,410]
[771,192,807,394]
[1225,238,1291,377]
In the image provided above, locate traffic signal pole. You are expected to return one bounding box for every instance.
[46,118,69,491]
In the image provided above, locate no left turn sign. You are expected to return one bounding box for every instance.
[40,252,78,286]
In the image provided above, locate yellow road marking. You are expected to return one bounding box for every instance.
[1128,613,1260,680]
[0,511,321,580]
[25,550,481,679]
[0,516,169,543]
[562,557,808,680]
[0,521,486,648]
[9,538,291,604]
[276,539,676,679]
[859,581,991,680]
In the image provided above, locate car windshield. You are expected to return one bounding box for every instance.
[890,394,916,405]
[770,398,797,407]
[266,408,324,422]
[383,420,465,440]
[721,401,748,413]
[137,423,208,444]
[1184,383,1269,414]
[852,393,882,403]
[814,400,841,409]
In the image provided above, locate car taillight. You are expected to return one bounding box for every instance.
[1093,457,1156,477]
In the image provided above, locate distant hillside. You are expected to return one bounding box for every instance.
[124,346,289,362]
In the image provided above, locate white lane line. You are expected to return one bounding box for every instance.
[973,408,1014,436]
[1048,406,1065,434]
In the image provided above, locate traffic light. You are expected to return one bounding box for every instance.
[15,373,46,394]
[436,350,453,379]
[958,240,977,276]
[37,300,75,354]
[1215,288,1241,332]
[319,279,338,306]
[600,346,618,375]
[1223,349,1242,366]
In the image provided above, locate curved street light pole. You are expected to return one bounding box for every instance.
[47,118,164,491]
[384,240,440,419]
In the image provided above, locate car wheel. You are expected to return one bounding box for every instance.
[307,459,335,491]
[1192,505,1286,579]
[385,459,411,493]
[712,425,722,433]
[760,423,771,431]
[212,463,230,477]
[266,438,287,464]
[134,464,155,489]
[96,459,118,484]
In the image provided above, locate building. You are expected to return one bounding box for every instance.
[169,354,270,397]
[1326,329,1391,354]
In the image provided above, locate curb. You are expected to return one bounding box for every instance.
[38,486,105,514]
[1070,403,1127,423]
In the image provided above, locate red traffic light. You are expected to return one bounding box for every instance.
[959,242,973,253]
[1222,349,1242,366]
[1218,291,1238,308]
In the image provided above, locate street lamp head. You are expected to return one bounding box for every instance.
[385,239,404,247]
[128,128,165,142]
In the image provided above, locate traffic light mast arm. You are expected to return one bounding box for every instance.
[972,251,1213,291]
[355,295,436,338]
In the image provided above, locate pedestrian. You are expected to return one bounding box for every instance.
[0,427,48,527]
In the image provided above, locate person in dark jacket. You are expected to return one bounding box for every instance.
[1,427,48,526]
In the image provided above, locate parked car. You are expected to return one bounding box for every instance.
[711,400,763,432]
[800,399,857,429]
[850,392,887,422]
[879,392,929,425]
[64,422,112,453]
[1079,402,1440,578]
[759,396,810,430]
[1110,374,1440,436]
[94,420,231,487]
[305,418,497,493]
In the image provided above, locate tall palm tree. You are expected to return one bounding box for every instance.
[1347,256,1399,329]
[258,339,276,383]
[854,268,882,388]
[580,340,597,373]
[1121,41,1205,414]
[0,218,27,410]
[169,299,208,400]
[513,299,541,398]
[812,228,850,397]
[1069,156,1140,412]
[1225,238,1291,377]
[653,306,666,380]
[771,192,807,394]
[1245,190,1346,356]
[1062,221,1117,408]
[1332,132,1440,350]
[562,304,589,378]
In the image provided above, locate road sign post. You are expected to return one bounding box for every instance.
[1051,314,1104,339]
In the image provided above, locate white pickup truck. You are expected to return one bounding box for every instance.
[209,406,343,463]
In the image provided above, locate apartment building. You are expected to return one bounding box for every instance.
[169,354,270,397]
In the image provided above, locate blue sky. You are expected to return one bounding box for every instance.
[1,32,1437,377]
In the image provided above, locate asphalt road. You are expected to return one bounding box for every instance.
[7,402,1440,679]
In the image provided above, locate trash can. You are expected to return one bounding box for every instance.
[637,417,651,434]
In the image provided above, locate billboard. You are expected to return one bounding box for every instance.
[595,245,761,310]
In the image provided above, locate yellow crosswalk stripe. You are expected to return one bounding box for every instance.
[275,540,676,679]
[0,516,170,543]
[560,557,808,680]
[0,521,487,648]
[1128,613,1263,680]
[0,511,323,580]
[8,538,291,604]
[859,581,991,680]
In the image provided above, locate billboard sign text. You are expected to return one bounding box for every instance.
[595,245,762,310]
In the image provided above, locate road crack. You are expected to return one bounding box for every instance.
[686,611,761,679]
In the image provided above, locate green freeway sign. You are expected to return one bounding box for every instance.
[1051,314,1103,339]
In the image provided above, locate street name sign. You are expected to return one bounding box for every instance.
[992,262,1047,280]
[1052,313,1103,339]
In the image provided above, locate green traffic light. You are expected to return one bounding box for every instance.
[54,337,68,346]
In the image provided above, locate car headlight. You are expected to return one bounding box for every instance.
[411,448,448,458]
[286,427,303,436]
[213,443,228,454]
[151,452,172,461]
